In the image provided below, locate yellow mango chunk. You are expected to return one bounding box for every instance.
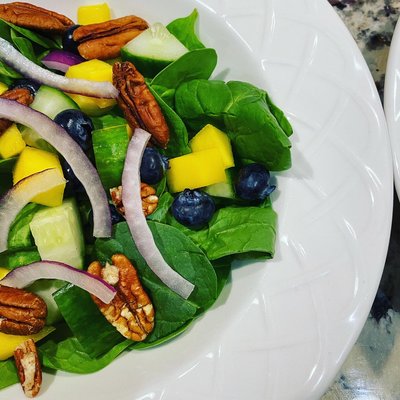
[78,3,111,25]
[167,148,227,193]
[0,327,55,360]
[65,60,116,116]
[189,124,234,168]
[0,82,8,95]
[0,267,9,279]
[13,147,65,207]
[0,124,26,159]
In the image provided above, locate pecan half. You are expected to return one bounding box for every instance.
[0,2,74,34]
[0,87,34,135]
[113,61,170,148]
[0,285,47,335]
[14,339,42,398]
[73,16,148,60]
[110,183,159,217]
[88,254,155,341]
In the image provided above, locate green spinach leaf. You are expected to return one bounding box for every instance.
[0,247,40,269]
[54,285,125,358]
[167,9,205,51]
[40,338,132,374]
[168,205,277,260]
[0,359,18,390]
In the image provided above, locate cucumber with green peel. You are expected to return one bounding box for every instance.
[92,124,130,189]
[121,22,189,77]
[29,198,85,269]
[204,168,236,199]
[20,85,79,152]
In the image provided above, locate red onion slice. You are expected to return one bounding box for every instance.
[0,37,118,99]
[0,261,117,304]
[0,168,65,253]
[122,128,195,299]
[0,99,111,239]
[41,50,85,73]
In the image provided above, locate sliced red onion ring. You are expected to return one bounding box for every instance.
[0,261,117,304]
[0,168,65,253]
[0,37,118,99]
[41,50,85,73]
[122,128,195,299]
[0,99,111,240]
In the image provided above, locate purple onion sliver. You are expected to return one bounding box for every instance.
[42,50,85,73]
[0,260,116,304]
[121,128,195,299]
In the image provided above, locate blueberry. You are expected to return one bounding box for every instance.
[140,147,167,184]
[234,163,276,201]
[171,189,215,229]
[62,25,81,54]
[9,78,41,95]
[54,109,94,152]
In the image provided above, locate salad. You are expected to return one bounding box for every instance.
[0,1,293,398]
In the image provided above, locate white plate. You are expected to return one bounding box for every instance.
[0,0,393,399]
[385,17,400,197]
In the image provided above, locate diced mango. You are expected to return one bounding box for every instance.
[65,60,116,116]
[0,124,26,159]
[0,267,9,279]
[167,148,227,193]
[77,3,111,25]
[13,147,65,207]
[189,124,234,168]
[0,82,8,95]
[0,327,55,360]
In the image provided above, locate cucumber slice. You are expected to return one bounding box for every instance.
[21,85,79,152]
[121,23,188,77]
[29,198,85,269]
[204,168,236,199]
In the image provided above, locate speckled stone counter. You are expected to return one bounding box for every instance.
[323,1,400,398]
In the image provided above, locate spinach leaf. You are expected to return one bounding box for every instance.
[175,79,292,170]
[151,48,217,96]
[10,29,36,63]
[150,86,191,157]
[8,203,42,249]
[54,285,125,358]
[0,247,40,269]
[0,359,18,390]
[168,205,277,260]
[1,19,60,49]
[97,222,218,311]
[147,192,174,223]
[0,156,16,173]
[0,59,21,79]
[40,338,132,374]
[167,9,205,51]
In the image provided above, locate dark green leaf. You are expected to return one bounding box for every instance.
[151,48,217,91]
[8,203,43,249]
[54,285,125,358]
[168,205,277,260]
[1,19,60,49]
[0,59,21,78]
[0,247,41,269]
[0,359,18,390]
[40,337,132,374]
[147,192,174,223]
[167,9,205,51]
[10,30,37,63]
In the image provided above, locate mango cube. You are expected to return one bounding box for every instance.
[13,147,65,207]
[167,148,227,193]
[65,60,116,116]
[0,267,9,279]
[77,3,111,25]
[0,124,26,159]
[189,124,234,168]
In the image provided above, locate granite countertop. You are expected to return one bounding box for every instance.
[323,1,400,398]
